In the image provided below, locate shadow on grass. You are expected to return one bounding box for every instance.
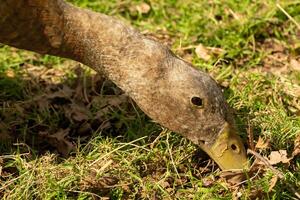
[0,64,160,157]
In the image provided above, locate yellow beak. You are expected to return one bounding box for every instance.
[199,123,249,170]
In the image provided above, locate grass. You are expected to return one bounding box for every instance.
[0,0,300,199]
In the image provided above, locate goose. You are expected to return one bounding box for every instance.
[0,0,248,170]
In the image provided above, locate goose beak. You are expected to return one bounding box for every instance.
[199,123,249,170]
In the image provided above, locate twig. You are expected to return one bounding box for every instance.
[247,149,300,199]
[233,168,262,187]
[247,118,255,151]
[200,160,212,174]
[277,4,300,31]
[247,149,283,178]
[228,8,240,20]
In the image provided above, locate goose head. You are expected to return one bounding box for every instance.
[123,45,248,170]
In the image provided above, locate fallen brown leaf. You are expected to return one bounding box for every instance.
[292,133,300,157]
[91,95,128,110]
[268,150,291,165]
[202,176,215,187]
[46,85,73,99]
[136,3,151,14]
[232,189,242,200]
[290,58,300,72]
[248,149,300,199]
[195,44,211,61]
[5,69,15,78]
[65,103,91,122]
[39,129,75,157]
[248,187,264,200]
[261,38,285,53]
[80,174,119,191]
[129,2,151,16]
[255,137,270,150]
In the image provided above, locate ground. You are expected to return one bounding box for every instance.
[0,0,299,199]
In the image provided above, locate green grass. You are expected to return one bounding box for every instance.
[0,0,300,199]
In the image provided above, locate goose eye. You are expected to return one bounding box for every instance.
[191,96,204,108]
[230,143,240,153]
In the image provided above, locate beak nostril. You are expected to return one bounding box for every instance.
[231,144,237,151]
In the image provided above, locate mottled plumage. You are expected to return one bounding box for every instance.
[0,0,248,169]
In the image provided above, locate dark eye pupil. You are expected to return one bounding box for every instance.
[191,96,203,107]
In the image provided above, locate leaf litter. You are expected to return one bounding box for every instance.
[0,58,140,157]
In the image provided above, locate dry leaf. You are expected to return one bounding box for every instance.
[255,137,269,150]
[136,3,151,14]
[65,103,91,122]
[208,47,225,55]
[5,69,15,78]
[107,95,128,107]
[232,190,243,200]
[195,44,211,61]
[39,129,75,157]
[72,106,90,121]
[261,38,285,53]
[268,150,291,165]
[129,2,151,16]
[46,85,73,100]
[248,188,264,200]
[40,68,66,84]
[92,95,128,111]
[292,133,300,157]
[194,45,224,61]
[77,122,92,136]
[80,175,119,191]
[290,58,300,71]
[202,177,214,187]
